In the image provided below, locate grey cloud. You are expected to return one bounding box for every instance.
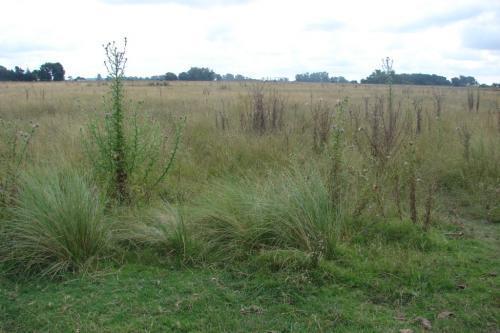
[461,11,500,50]
[444,49,482,62]
[462,25,500,50]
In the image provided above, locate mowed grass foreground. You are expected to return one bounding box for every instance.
[0,81,499,332]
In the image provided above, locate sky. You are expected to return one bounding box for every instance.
[1,0,499,83]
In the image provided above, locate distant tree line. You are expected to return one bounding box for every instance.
[0,63,65,81]
[450,75,478,87]
[360,69,479,87]
[3,61,491,88]
[155,67,253,81]
[295,72,357,84]
[219,73,253,81]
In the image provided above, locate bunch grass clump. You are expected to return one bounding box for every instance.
[0,168,110,278]
[194,168,342,262]
[115,204,198,262]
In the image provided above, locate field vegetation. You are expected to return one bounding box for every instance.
[0,56,499,331]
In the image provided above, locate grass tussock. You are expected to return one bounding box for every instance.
[0,169,110,277]
[115,204,199,262]
[194,168,344,261]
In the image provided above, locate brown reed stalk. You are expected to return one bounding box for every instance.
[424,181,436,230]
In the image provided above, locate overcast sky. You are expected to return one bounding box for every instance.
[1,0,499,83]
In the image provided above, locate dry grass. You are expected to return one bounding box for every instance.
[0,80,498,231]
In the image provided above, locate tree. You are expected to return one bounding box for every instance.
[0,64,65,82]
[295,72,330,82]
[51,63,65,81]
[14,66,25,81]
[361,69,388,84]
[165,72,178,81]
[396,73,450,86]
[31,70,41,81]
[177,68,216,81]
[39,62,65,81]
[0,66,11,81]
[186,67,216,81]
[331,76,348,83]
[362,68,454,86]
[38,64,53,81]
[451,75,477,87]
[223,73,235,81]
[24,69,37,81]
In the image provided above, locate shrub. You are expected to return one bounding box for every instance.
[0,169,110,277]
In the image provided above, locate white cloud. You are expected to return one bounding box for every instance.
[100,0,249,6]
[0,0,499,83]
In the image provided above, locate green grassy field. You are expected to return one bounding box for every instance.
[0,80,499,332]
[1,219,499,332]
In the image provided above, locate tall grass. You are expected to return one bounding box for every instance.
[0,80,498,275]
[115,204,198,262]
[0,119,37,209]
[0,169,110,277]
[194,168,343,262]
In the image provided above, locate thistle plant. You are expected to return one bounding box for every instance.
[407,141,418,224]
[104,38,129,202]
[241,84,286,135]
[457,123,472,163]
[475,86,480,113]
[433,90,444,119]
[413,97,423,135]
[467,88,474,112]
[353,58,410,168]
[86,38,184,203]
[312,98,333,153]
[423,181,436,230]
[326,98,348,207]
